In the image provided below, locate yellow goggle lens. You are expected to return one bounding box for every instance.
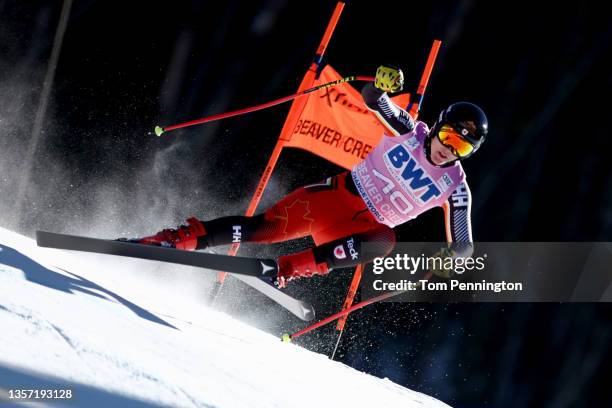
[437,125,474,158]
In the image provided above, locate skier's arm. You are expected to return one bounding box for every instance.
[362,65,415,136]
[431,182,475,278]
[444,182,474,256]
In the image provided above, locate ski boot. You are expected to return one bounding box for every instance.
[122,217,207,250]
[274,249,330,288]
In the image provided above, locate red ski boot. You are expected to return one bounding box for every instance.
[275,249,330,288]
[131,217,207,250]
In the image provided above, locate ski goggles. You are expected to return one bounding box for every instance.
[437,125,475,158]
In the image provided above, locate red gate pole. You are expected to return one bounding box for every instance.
[212,2,348,296]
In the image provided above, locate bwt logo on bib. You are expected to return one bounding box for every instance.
[386,145,441,203]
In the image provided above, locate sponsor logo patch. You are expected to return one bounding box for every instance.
[334,245,347,259]
[451,184,469,207]
[437,173,454,192]
[405,136,420,151]
[384,144,441,204]
[347,238,359,260]
[232,225,242,243]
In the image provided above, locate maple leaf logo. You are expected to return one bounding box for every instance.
[276,199,315,240]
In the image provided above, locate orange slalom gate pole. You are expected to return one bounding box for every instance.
[408,39,442,117]
[335,264,363,332]
[214,67,316,286]
[215,1,347,286]
[330,263,363,359]
[314,1,345,63]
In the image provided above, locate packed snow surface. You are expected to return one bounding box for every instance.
[0,227,450,407]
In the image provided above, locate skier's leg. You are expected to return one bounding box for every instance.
[258,171,374,243]
[275,225,396,288]
[134,217,207,250]
[196,173,370,247]
[131,171,370,251]
[196,214,296,247]
[131,214,275,250]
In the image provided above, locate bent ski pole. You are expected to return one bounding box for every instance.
[282,291,403,342]
[282,271,433,342]
[154,75,374,136]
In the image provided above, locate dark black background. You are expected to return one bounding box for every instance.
[1,1,610,406]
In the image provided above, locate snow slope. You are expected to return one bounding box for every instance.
[0,227,451,407]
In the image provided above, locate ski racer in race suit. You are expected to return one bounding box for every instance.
[131,65,488,288]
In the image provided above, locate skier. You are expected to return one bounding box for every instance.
[128,65,488,287]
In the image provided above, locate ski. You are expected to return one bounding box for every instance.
[36,231,278,277]
[230,274,315,322]
[36,231,315,321]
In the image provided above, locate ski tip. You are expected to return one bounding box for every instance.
[35,230,53,248]
[35,230,44,246]
[281,333,292,343]
[154,126,165,137]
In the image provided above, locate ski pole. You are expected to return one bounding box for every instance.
[282,272,433,342]
[282,291,402,342]
[153,75,374,136]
